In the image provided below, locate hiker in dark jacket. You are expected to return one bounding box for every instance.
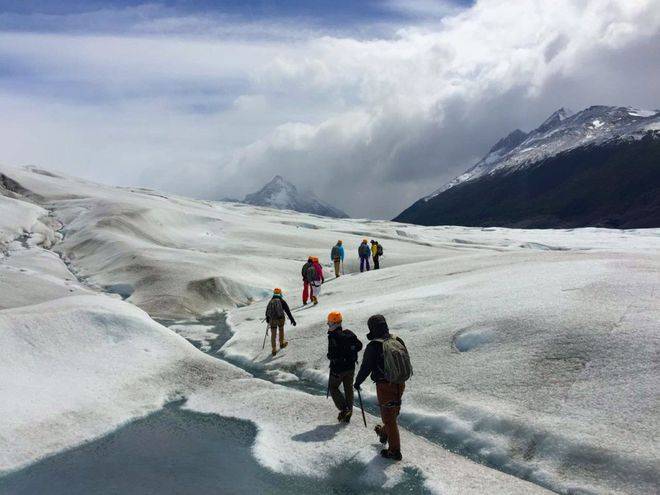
[326,311,363,422]
[354,315,407,460]
[265,288,296,356]
[370,240,382,270]
[358,239,371,272]
[301,257,316,305]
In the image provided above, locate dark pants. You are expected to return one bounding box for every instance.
[360,256,370,272]
[373,255,380,269]
[376,382,405,452]
[329,369,354,412]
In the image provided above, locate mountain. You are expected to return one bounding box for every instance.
[242,175,348,218]
[395,105,660,228]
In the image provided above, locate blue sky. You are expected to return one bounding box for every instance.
[0,0,657,218]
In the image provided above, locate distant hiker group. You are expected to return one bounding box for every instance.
[358,239,383,272]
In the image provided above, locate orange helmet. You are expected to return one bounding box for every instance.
[311,256,319,262]
[273,288,282,295]
[327,311,343,324]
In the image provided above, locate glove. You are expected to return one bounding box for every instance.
[353,383,361,391]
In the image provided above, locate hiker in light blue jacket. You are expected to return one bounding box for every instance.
[331,240,345,277]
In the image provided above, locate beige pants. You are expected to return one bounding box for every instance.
[333,258,341,277]
[270,318,285,350]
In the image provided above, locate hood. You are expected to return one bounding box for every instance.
[367,314,389,340]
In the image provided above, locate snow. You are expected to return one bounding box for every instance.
[628,109,657,118]
[0,195,49,246]
[1,164,657,494]
[590,119,604,128]
[0,164,552,494]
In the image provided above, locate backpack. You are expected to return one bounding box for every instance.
[266,298,285,320]
[331,245,340,260]
[374,335,412,384]
[330,331,360,367]
[376,244,383,256]
[305,265,317,282]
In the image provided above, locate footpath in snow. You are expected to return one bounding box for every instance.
[1,164,658,494]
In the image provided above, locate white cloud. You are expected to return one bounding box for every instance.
[0,0,658,218]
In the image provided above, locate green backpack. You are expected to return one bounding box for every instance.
[374,335,412,384]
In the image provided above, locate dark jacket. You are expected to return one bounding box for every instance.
[355,315,406,386]
[265,296,296,325]
[327,327,363,373]
[358,243,370,258]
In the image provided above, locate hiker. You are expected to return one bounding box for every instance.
[358,239,371,272]
[301,256,316,305]
[265,288,296,356]
[310,256,324,305]
[326,311,363,422]
[354,315,412,461]
[330,240,345,277]
[370,240,383,270]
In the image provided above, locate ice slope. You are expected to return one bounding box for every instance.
[0,165,442,318]
[0,166,549,494]
[220,235,660,494]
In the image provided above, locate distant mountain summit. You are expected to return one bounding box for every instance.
[243,175,348,218]
[395,105,660,228]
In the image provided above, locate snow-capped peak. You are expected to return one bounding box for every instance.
[537,107,574,132]
[243,175,348,218]
[424,105,659,200]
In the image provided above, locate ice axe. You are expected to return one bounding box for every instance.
[356,388,367,428]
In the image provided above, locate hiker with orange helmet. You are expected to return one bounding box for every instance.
[330,240,344,277]
[265,288,296,356]
[326,311,363,422]
[310,256,324,305]
[358,239,371,272]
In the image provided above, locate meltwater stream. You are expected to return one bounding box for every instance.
[0,401,425,495]
[0,313,430,495]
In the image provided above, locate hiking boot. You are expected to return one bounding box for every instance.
[303,302,308,306]
[271,348,278,356]
[374,424,388,445]
[341,409,352,423]
[312,297,318,305]
[380,449,402,461]
[337,410,346,422]
[280,341,288,349]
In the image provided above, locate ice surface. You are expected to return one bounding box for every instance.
[1,164,657,494]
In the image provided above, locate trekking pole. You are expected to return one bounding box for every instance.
[261,323,269,350]
[341,260,344,275]
[356,388,367,428]
[326,375,330,399]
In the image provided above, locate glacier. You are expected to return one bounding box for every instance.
[1,164,658,494]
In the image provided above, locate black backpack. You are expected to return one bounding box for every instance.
[332,331,359,365]
[266,298,285,320]
[377,244,383,256]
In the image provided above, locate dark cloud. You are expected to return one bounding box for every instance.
[0,0,658,219]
